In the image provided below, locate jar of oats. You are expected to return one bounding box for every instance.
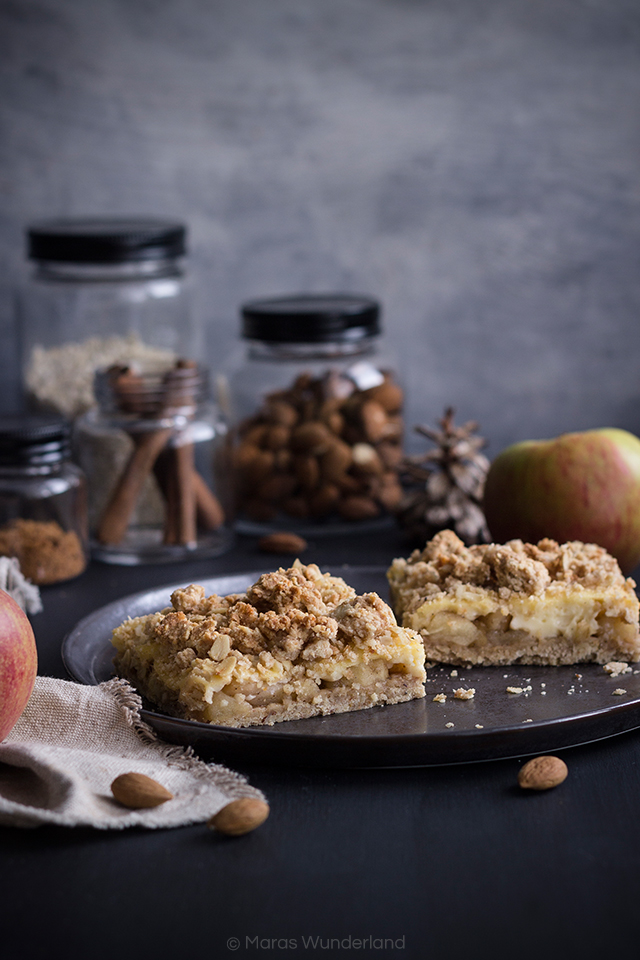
[20,218,196,419]
[226,294,404,535]
[0,415,88,584]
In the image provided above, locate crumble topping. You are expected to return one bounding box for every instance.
[603,661,631,677]
[388,530,632,616]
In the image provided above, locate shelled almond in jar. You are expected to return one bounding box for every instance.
[233,368,404,524]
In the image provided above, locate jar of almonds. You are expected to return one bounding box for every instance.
[225,294,404,535]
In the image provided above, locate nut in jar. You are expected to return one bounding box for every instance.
[234,365,404,531]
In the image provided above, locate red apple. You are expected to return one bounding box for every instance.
[0,588,38,742]
[483,428,640,574]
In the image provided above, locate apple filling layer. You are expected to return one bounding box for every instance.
[111,561,426,727]
[387,530,640,667]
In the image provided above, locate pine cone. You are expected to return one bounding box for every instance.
[395,407,491,545]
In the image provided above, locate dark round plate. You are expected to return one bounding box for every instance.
[61,566,640,768]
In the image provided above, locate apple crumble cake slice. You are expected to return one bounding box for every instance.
[111,561,426,727]
[387,530,640,667]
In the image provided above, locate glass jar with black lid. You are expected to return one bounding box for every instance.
[0,415,88,584]
[20,217,196,419]
[226,293,405,536]
[74,361,234,565]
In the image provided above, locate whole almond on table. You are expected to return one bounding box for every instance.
[517,756,568,791]
[258,531,308,553]
[208,798,270,836]
[111,772,174,808]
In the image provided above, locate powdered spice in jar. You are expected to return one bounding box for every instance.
[0,416,88,585]
[0,518,85,585]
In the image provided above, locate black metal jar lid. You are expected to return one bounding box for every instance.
[0,415,72,466]
[240,294,381,344]
[27,217,186,264]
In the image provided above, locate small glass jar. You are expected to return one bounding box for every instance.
[0,415,89,584]
[225,294,405,536]
[75,361,234,565]
[20,217,197,419]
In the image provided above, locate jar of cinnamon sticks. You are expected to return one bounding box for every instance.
[75,360,233,564]
[225,294,405,535]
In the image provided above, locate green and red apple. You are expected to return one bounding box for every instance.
[483,428,640,574]
[0,589,37,742]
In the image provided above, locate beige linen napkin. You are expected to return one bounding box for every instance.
[0,676,265,829]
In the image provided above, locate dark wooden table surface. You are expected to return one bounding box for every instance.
[3,527,640,960]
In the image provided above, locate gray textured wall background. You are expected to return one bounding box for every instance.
[1,0,639,456]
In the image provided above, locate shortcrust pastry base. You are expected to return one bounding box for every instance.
[387,530,640,667]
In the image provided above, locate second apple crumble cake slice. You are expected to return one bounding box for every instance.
[111,561,426,727]
[387,530,640,667]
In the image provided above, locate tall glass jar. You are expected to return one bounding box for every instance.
[225,294,405,536]
[75,361,234,565]
[0,415,88,584]
[20,218,197,419]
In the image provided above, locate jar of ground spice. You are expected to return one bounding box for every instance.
[226,294,405,535]
[0,415,88,584]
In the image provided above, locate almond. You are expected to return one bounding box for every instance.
[290,421,332,454]
[308,483,341,516]
[111,772,173,809]
[241,423,269,446]
[208,797,270,836]
[360,400,388,443]
[336,473,367,494]
[281,495,310,518]
[373,472,404,510]
[377,440,404,469]
[294,454,320,492]
[263,424,291,450]
[518,756,568,791]
[338,495,380,521]
[320,439,353,482]
[236,446,275,484]
[258,472,297,502]
[258,532,308,554]
[243,498,277,522]
[366,379,404,413]
[265,400,298,427]
[351,442,383,475]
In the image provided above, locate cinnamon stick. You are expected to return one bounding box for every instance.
[97,427,172,545]
[155,456,225,540]
[193,471,225,529]
[170,437,197,547]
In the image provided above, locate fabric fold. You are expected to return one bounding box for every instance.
[0,675,265,829]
